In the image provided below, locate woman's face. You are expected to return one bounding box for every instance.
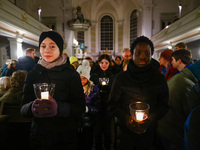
[133,43,151,67]
[159,57,165,66]
[99,59,110,71]
[80,76,88,86]
[40,37,60,62]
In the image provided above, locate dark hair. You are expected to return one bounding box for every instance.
[98,54,111,64]
[115,56,122,61]
[171,49,191,65]
[130,36,154,55]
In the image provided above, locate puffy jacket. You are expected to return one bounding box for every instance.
[80,85,100,127]
[20,63,85,149]
[107,59,169,147]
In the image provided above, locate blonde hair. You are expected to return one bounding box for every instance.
[123,59,130,68]
[122,59,130,71]
[0,77,11,92]
[7,60,17,69]
[10,70,27,88]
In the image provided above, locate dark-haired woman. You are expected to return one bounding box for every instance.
[90,54,115,150]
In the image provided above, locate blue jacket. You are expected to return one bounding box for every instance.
[15,56,36,72]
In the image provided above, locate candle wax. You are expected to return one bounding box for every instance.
[41,91,49,99]
[136,112,144,121]
[102,81,106,85]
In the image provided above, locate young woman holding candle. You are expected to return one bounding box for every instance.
[90,54,115,150]
[20,31,85,150]
[76,59,100,150]
[107,36,169,150]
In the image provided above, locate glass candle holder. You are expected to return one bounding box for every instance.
[99,77,109,86]
[33,83,55,100]
[129,101,150,123]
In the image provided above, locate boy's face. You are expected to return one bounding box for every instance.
[133,43,151,67]
[171,57,180,69]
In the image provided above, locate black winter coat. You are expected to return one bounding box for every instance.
[20,63,85,150]
[107,59,169,148]
[90,67,115,110]
[15,56,36,72]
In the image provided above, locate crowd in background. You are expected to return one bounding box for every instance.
[0,31,200,150]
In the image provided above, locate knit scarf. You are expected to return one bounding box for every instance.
[127,58,160,82]
[38,55,67,69]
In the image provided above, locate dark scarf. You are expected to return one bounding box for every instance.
[127,58,160,83]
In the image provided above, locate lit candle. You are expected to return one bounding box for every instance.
[102,81,106,85]
[136,111,144,122]
[41,91,49,100]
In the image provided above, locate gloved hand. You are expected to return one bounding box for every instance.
[125,115,150,134]
[31,98,58,118]
[32,99,46,118]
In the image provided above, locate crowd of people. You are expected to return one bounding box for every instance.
[0,30,200,150]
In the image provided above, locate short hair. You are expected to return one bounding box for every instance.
[115,56,122,61]
[98,54,111,64]
[25,48,35,55]
[10,70,27,88]
[171,49,191,65]
[175,42,187,49]
[130,36,154,55]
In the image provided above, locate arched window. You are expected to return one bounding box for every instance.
[130,10,137,47]
[100,15,113,51]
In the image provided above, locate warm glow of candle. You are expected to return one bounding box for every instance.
[136,112,144,121]
[41,91,49,99]
[102,81,106,85]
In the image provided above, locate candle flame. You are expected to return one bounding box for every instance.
[41,91,49,100]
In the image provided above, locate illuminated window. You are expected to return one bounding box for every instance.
[100,15,113,51]
[130,10,137,47]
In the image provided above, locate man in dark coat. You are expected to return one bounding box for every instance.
[107,36,169,150]
[15,48,36,72]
